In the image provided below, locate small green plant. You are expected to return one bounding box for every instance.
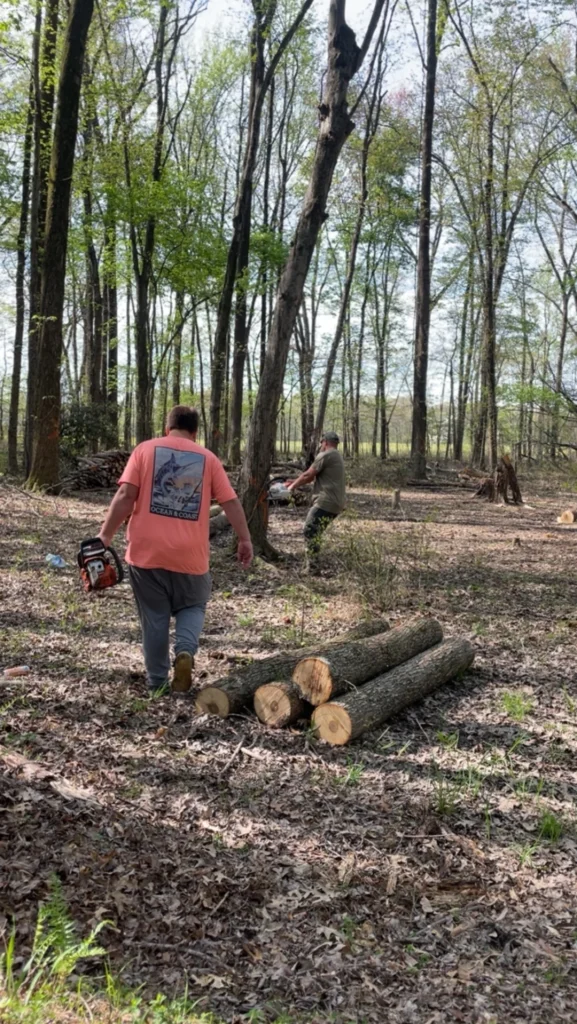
[539,811,563,843]
[515,775,545,799]
[432,770,459,815]
[336,761,365,787]
[436,730,459,750]
[516,841,539,867]
[501,691,534,722]
[238,614,255,627]
[341,915,358,942]
[562,687,575,715]
[1,876,110,1005]
[0,880,231,1022]
[404,943,431,971]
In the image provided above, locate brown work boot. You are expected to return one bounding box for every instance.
[172,651,194,693]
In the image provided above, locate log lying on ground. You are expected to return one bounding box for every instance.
[210,504,223,518]
[254,682,310,728]
[293,617,442,706]
[312,638,474,745]
[557,509,577,524]
[195,619,389,718]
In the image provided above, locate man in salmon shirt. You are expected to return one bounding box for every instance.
[98,406,253,695]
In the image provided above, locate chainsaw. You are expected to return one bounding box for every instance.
[77,537,124,592]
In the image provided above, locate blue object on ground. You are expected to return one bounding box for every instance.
[45,554,67,569]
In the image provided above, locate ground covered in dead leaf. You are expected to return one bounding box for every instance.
[1,468,577,1023]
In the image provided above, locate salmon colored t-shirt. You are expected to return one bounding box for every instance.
[119,437,237,575]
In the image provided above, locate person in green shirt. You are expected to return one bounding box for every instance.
[286,431,346,573]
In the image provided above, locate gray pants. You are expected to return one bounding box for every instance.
[128,566,211,690]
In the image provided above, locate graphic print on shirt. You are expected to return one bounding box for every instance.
[150,447,205,520]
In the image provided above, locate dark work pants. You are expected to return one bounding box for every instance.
[303,506,338,566]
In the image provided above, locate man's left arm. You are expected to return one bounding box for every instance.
[99,483,139,548]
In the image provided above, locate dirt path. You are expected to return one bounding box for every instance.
[1,479,576,1023]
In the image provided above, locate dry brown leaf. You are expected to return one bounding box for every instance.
[338,852,356,885]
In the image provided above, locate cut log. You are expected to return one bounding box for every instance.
[293,617,443,706]
[557,509,577,524]
[312,638,474,745]
[195,619,389,718]
[210,504,223,518]
[254,682,310,728]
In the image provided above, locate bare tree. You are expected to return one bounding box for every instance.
[209,0,315,460]
[240,0,389,554]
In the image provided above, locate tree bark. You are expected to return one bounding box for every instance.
[312,638,475,745]
[195,619,389,717]
[8,58,36,475]
[240,0,385,553]
[172,291,185,405]
[210,0,315,459]
[307,43,384,464]
[27,0,95,488]
[293,617,443,705]
[104,214,118,447]
[254,681,310,727]
[410,0,438,479]
[25,0,59,473]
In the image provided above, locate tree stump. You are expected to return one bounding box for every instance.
[312,638,474,745]
[475,454,522,505]
[557,509,577,524]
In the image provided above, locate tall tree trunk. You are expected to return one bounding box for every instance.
[194,311,208,443]
[103,211,118,447]
[260,79,275,378]
[211,0,315,458]
[8,58,36,475]
[240,0,385,553]
[454,252,475,462]
[551,289,568,460]
[410,0,438,479]
[27,0,95,488]
[172,290,185,405]
[25,0,59,473]
[307,40,384,466]
[124,276,133,449]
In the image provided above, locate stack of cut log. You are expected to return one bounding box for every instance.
[51,450,131,494]
[195,618,474,745]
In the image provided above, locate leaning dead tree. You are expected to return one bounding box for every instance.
[239,0,391,555]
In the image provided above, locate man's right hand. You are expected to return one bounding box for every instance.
[237,539,253,569]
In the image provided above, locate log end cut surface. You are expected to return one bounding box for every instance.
[292,656,332,706]
[254,682,306,728]
[558,509,577,524]
[312,704,352,745]
[195,687,230,717]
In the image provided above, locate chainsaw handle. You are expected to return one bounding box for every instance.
[106,545,125,584]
